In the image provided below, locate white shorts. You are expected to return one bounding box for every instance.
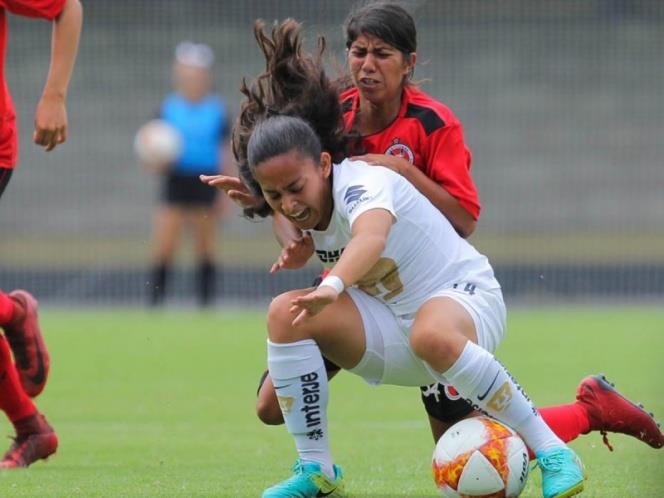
[346,283,507,387]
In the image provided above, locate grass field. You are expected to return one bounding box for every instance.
[0,307,662,497]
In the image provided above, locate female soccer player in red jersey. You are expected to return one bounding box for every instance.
[203,4,663,454]
[0,0,82,468]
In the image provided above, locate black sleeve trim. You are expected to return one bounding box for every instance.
[405,103,445,135]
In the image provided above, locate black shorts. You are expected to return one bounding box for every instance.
[161,173,216,207]
[419,382,474,423]
[0,168,13,201]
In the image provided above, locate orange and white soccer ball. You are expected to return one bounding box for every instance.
[134,119,182,169]
[432,416,529,497]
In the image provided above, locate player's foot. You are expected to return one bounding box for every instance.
[262,459,345,498]
[536,447,584,498]
[576,373,664,450]
[0,412,58,468]
[3,290,50,397]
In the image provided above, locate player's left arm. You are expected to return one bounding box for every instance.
[417,123,480,238]
[33,0,83,151]
[353,124,479,238]
[290,208,392,326]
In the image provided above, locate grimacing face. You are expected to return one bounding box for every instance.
[347,33,416,105]
[254,149,333,231]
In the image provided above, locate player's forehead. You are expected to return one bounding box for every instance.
[349,33,397,52]
[254,150,315,189]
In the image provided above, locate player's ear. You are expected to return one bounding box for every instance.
[320,152,332,179]
[404,51,417,79]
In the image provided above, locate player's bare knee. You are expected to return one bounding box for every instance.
[410,328,459,367]
[266,291,298,341]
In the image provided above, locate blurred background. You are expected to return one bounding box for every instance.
[1,0,663,306]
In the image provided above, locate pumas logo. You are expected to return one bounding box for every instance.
[277,396,294,414]
[385,138,414,164]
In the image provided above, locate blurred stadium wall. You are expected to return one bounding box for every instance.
[1,0,663,305]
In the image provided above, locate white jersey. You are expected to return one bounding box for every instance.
[307,159,500,316]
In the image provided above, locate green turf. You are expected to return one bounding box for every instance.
[1,307,663,497]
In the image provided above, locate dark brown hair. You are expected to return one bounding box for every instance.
[233,19,347,218]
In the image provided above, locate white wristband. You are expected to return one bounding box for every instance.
[318,275,345,295]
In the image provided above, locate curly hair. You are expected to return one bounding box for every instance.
[233,19,347,218]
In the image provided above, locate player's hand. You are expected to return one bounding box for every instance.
[33,94,68,151]
[200,174,262,209]
[290,285,338,327]
[270,233,314,273]
[351,153,411,175]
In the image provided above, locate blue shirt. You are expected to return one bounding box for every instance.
[160,93,228,175]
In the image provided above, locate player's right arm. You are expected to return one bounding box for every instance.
[290,207,393,326]
[33,0,83,150]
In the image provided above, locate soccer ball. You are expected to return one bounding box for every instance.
[133,119,182,169]
[432,416,529,497]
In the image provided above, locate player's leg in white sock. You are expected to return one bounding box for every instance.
[442,340,564,453]
[267,338,334,478]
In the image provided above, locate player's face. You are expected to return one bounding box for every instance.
[254,149,333,231]
[347,34,416,105]
[173,63,211,101]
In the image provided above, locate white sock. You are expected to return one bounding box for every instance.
[267,339,334,478]
[442,341,564,454]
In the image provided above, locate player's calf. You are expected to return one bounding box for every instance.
[3,290,50,398]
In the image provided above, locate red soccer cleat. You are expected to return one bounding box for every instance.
[3,290,50,398]
[576,374,664,450]
[0,412,58,468]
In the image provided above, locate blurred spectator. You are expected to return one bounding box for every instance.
[141,42,232,307]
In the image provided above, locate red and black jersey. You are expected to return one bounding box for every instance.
[0,0,66,168]
[340,85,480,219]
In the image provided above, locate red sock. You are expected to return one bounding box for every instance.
[0,335,36,423]
[525,403,591,460]
[0,291,15,325]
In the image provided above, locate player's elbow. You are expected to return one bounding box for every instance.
[456,218,477,238]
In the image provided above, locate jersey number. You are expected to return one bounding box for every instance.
[357,257,404,301]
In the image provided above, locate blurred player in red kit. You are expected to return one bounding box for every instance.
[0,0,82,468]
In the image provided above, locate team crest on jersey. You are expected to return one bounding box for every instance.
[385,138,414,164]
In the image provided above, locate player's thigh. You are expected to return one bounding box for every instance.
[267,289,366,370]
[410,296,478,365]
[153,206,184,249]
[416,286,506,355]
[187,207,217,250]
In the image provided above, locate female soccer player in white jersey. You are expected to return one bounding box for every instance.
[234,113,584,498]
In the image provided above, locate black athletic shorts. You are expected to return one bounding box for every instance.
[0,168,13,201]
[161,173,216,207]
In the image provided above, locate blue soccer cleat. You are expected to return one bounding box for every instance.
[536,447,584,498]
[262,459,345,498]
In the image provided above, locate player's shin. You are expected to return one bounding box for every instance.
[267,339,334,479]
[440,341,564,454]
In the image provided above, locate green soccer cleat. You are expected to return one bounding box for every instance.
[536,447,584,498]
[262,459,345,498]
